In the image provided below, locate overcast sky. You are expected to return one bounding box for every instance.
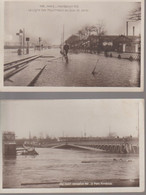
[0,99,142,139]
[4,1,141,45]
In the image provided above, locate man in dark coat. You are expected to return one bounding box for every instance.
[63,42,69,56]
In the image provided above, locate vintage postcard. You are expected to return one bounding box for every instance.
[0,0,144,92]
[0,99,144,193]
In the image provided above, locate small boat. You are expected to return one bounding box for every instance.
[21,148,38,155]
[81,160,97,163]
[21,143,38,155]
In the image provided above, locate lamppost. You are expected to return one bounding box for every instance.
[16,29,23,55]
[39,37,41,51]
[26,37,30,54]
[16,29,25,55]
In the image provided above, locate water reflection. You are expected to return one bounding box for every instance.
[4,48,140,87]
[36,51,140,87]
[3,148,139,188]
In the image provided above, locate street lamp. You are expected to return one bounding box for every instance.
[39,37,41,50]
[26,37,30,54]
[16,29,25,55]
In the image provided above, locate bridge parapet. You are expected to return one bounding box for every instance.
[58,137,139,154]
[59,137,138,146]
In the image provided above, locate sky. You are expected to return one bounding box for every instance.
[0,99,143,139]
[4,1,141,45]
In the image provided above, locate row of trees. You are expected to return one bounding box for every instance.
[68,2,141,42]
[77,21,106,40]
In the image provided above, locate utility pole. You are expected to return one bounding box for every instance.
[109,126,110,137]
[26,37,30,54]
[63,24,64,45]
[16,29,23,55]
[84,130,86,137]
[29,131,31,140]
[23,28,25,54]
[39,37,41,51]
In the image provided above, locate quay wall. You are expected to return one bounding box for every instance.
[3,132,16,156]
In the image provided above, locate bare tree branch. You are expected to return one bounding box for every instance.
[128,3,141,21]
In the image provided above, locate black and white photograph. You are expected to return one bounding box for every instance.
[0,99,144,193]
[0,0,144,91]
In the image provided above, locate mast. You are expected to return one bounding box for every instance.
[60,25,64,53]
[29,131,31,140]
[29,131,32,146]
[63,24,64,45]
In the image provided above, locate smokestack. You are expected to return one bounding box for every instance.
[133,26,135,36]
[126,21,128,36]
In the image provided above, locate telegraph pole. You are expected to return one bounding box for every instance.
[39,37,41,51]
[26,37,30,54]
[109,126,110,137]
[16,29,23,55]
[23,28,25,54]
[63,24,64,44]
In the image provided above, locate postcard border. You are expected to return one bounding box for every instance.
[0,0,144,92]
[0,99,145,193]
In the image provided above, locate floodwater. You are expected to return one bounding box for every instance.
[4,48,46,64]
[35,50,140,87]
[3,148,139,188]
[4,48,140,87]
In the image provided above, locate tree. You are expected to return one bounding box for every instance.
[84,21,106,36]
[82,25,91,37]
[78,22,106,39]
[96,21,106,36]
[77,29,86,40]
[128,2,141,21]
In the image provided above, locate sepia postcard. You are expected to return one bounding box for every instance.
[0,99,144,193]
[0,0,144,92]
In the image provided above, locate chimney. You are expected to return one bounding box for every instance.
[126,21,128,36]
[133,26,135,36]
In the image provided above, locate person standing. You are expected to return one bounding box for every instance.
[63,42,69,56]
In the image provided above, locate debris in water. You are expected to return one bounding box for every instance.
[92,59,99,75]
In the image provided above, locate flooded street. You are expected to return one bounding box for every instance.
[35,51,140,87]
[4,48,140,87]
[3,148,139,188]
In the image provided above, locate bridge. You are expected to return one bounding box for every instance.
[52,137,139,154]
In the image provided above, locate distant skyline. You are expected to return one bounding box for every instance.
[4,1,141,45]
[0,100,143,139]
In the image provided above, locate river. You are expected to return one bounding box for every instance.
[3,148,139,188]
